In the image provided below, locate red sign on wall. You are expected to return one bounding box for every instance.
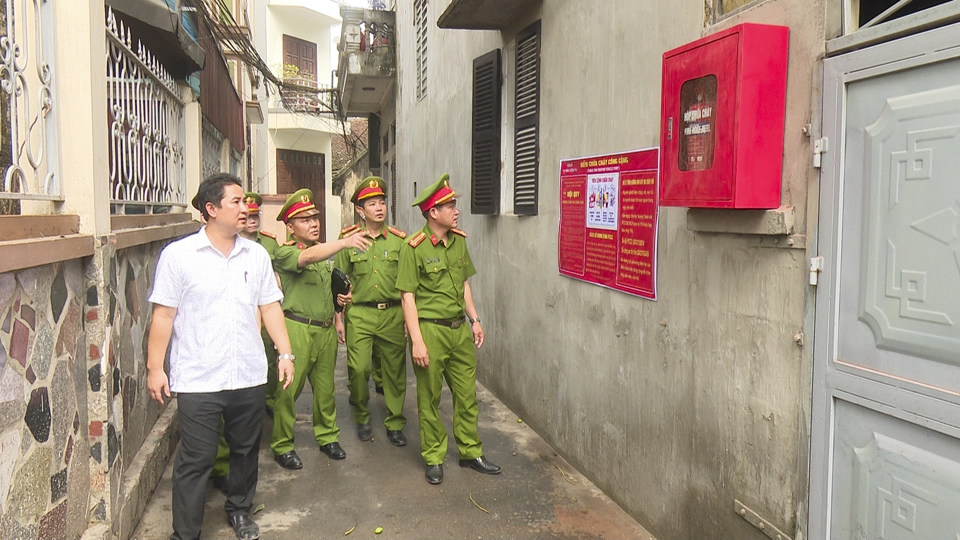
[558,148,659,300]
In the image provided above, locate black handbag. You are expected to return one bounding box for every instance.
[331,267,351,313]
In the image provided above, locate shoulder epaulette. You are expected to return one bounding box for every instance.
[283,240,296,246]
[388,226,407,239]
[451,228,467,238]
[340,224,361,237]
[408,231,426,247]
[259,230,277,240]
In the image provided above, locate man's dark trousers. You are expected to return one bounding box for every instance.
[172,385,266,540]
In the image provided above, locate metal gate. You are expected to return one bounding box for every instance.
[811,21,960,539]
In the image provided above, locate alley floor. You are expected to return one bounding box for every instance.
[133,348,653,540]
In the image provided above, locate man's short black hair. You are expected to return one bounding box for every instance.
[191,173,242,220]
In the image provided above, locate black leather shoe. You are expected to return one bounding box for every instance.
[425,464,443,484]
[319,442,346,460]
[228,513,260,540]
[274,451,303,470]
[375,384,384,395]
[386,430,406,446]
[459,456,502,475]
[211,474,230,495]
[357,423,372,441]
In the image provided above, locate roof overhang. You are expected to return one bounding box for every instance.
[245,101,264,125]
[105,0,205,78]
[437,0,540,30]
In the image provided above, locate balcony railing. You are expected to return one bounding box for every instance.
[106,7,186,215]
[274,77,336,114]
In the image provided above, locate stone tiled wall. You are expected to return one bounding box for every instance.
[0,261,92,539]
[111,244,164,486]
[0,238,172,540]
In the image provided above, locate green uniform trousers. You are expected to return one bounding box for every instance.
[270,319,339,455]
[414,322,483,465]
[345,305,406,430]
[212,426,230,478]
[214,327,277,477]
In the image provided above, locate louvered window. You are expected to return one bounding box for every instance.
[514,21,540,215]
[471,49,501,215]
[390,157,397,223]
[414,0,428,100]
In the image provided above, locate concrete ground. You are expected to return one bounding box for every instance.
[133,349,654,540]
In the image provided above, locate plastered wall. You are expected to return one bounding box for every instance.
[393,0,827,538]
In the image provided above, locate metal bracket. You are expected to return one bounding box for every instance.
[809,256,824,286]
[734,499,792,540]
[812,137,828,168]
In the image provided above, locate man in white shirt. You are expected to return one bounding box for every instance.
[147,174,295,540]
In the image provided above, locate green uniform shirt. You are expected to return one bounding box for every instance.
[256,231,280,258]
[396,224,476,320]
[274,242,335,320]
[334,227,405,304]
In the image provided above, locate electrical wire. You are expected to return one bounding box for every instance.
[187,0,342,118]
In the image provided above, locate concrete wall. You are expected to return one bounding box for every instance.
[393,1,828,538]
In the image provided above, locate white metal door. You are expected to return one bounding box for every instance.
[812,22,960,540]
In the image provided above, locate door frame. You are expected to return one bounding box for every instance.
[810,20,960,539]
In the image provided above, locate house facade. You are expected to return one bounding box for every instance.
[0,1,263,538]
[250,0,344,241]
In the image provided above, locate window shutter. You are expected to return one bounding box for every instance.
[514,21,540,215]
[390,157,397,223]
[414,0,428,100]
[471,49,501,215]
[368,113,381,170]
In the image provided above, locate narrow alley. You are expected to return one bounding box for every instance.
[132,348,653,540]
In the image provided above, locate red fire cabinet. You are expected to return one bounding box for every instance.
[659,23,789,208]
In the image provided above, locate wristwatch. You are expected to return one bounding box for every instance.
[278,353,295,361]
[468,317,481,324]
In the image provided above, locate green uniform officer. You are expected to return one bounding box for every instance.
[396,174,501,485]
[240,192,281,409]
[270,189,371,470]
[334,177,408,446]
[211,192,283,491]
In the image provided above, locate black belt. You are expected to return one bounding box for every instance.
[284,311,333,328]
[420,317,466,329]
[355,300,400,310]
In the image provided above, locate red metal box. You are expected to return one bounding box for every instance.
[659,23,789,208]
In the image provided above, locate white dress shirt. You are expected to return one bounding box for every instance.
[148,227,284,393]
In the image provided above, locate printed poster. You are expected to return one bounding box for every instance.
[558,148,659,300]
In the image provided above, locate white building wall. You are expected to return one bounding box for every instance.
[393,1,828,539]
[254,0,342,241]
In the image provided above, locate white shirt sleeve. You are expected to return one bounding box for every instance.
[148,244,183,308]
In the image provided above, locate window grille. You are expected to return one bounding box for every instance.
[107,7,186,214]
[201,117,224,180]
[0,0,59,204]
